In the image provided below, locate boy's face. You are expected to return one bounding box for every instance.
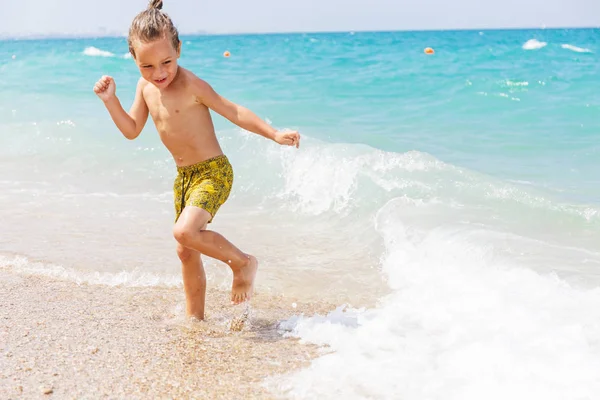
[133,36,181,89]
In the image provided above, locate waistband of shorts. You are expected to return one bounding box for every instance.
[176,154,229,174]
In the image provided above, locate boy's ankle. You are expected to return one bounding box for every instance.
[230,254,251,271]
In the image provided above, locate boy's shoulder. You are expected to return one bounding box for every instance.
[177,68,214,97]
[137,76,151,93]
[179,67,208,87]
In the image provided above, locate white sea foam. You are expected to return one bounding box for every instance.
[522,39,547,50]
[505,80,529,87]
[83,46,115,57]
[272,198,600,399]
[561,44,592,53]
[56,120,76,127]
[0,255,181,287]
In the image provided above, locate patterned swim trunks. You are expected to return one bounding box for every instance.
[173,155,234,223]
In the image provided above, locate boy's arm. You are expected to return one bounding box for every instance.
[94,76,149,140]
[193,78,300,147]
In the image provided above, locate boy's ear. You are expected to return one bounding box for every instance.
[177,41,182,57]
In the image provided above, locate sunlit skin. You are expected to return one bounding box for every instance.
[93,35,300,320]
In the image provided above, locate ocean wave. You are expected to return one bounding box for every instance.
[83,47,132,59]
[233,135,600,226]
[83,46,115,57]
[504,80,529,87]
[273,145,446,215]
[561,44,592,53]
[522,39,547,50]
[0,255,182,287]
[272,200,600,399]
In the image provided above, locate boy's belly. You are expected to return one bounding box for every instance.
[159,132,224,167]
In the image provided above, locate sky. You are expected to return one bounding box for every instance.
[1,0,599,37]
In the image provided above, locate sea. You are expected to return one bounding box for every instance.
[1,28,600,399]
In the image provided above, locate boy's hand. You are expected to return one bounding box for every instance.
[93,75,116,102]
[274,130,300,148]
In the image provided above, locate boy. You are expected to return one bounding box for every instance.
[93,0,300,320]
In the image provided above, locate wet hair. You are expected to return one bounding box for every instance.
[128,0,180,58]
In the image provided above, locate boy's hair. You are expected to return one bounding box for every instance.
[128,0,180,58]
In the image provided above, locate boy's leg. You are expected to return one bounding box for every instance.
[176,242,206,320]
[173,206,258,304]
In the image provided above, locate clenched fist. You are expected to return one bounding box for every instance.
[93,75,116,102]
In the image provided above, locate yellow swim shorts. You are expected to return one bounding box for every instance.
[173,155,234,223]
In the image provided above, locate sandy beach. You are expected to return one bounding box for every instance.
[0,268,334,399]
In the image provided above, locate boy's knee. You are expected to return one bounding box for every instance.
[173,225,191,245]
[173,222,208,247]
[176,244,195,262]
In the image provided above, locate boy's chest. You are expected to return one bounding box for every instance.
[145,91,200,121]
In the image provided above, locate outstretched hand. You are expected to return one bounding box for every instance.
[274,130,300,148]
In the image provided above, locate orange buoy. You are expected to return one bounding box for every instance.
[424,47,435,55]
[223,50,231,57]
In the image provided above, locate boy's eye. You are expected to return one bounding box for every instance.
[164,60,171,64]
[142,65,152,69]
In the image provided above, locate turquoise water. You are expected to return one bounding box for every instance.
[2,30,599,200]
[1,29,600,398]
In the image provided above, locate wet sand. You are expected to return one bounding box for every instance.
[0,269,335,399]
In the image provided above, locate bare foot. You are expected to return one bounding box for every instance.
[231,255,258,304]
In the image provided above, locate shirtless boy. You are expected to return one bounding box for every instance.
[93,0,300,320]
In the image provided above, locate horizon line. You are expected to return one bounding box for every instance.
[1,25,598,41]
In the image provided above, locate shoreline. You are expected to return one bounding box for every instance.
[0,269,335,399]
